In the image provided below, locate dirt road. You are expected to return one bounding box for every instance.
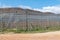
[0,31,60,40]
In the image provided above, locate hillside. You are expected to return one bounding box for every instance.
[0,8,55,15]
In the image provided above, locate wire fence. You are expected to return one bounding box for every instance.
[0,12,60,32]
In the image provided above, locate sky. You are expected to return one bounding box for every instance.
[0,0,60,13]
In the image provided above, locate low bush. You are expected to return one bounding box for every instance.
[0,25,60,33]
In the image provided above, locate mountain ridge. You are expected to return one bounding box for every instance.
[0,8,56,15]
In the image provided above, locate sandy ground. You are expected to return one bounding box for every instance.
[0,31,60,40]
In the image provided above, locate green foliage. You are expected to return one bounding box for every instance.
[0,25,60,33]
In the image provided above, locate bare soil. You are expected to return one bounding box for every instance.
[0,31,60,40]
